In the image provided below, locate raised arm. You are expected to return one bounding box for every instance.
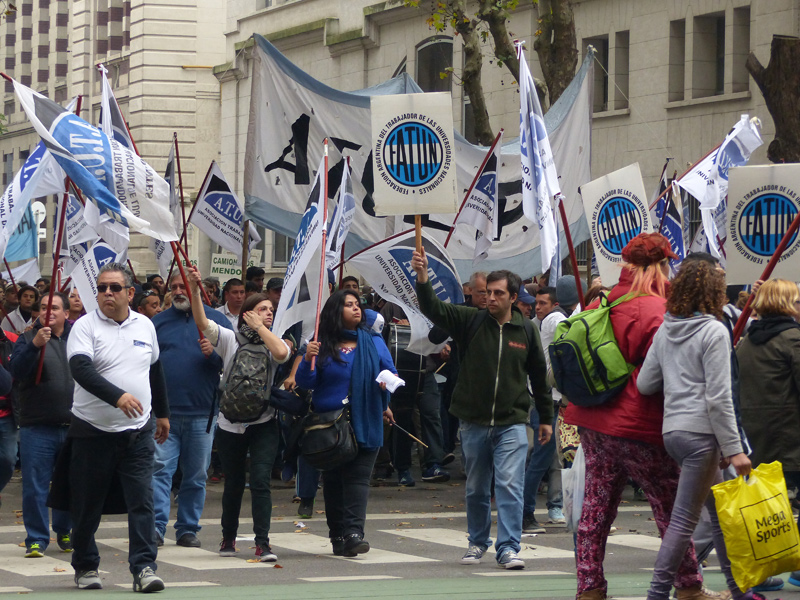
[187,266,210,332]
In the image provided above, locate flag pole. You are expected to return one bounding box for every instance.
[649,144,722,211]
[167,163,212,283]
[444,129,504,248]
[34,94,83,384]
[338,243,345,288]
[170,241,205,340]
[3,259,18,293]
[557,195,585,310]
[173,241,212,306]
[59,276,72,293]
[173,132,189,256]
[241,220,250,281]
[658,171,678,234]
[732,211,800,345]
[35,188,70,384]
[311,139,330,371]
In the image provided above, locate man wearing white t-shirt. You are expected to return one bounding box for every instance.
[66,263,170,593]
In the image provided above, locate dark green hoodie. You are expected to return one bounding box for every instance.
[417,280,553,426]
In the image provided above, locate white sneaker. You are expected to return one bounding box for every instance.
[548,507,566,524]
[75,570,102,590]
[497,549,525,570]
[460,544,484,564]
[133,567,164,593]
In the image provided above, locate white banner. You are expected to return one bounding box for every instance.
[0,258,41,287]
[370,93,458,216]
[348,230,464,355]
[189,161,261,256]
[726,164,800,285]
[71,241,128,313]
[326,164,356,269]
[580,163,652,286]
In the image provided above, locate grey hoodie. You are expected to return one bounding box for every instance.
[637,313,743,457]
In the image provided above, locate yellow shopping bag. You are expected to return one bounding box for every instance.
[712,461,800,591]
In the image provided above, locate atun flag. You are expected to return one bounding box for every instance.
[678,115,763,258]
[454,130,503,265]
[347,229,464,356]
[271,156,327,344]
[188,161,261,257]
[11,77,179,252]
[517,43,559,273]
[244,34,593,279]
[325,163,356,269]
[98,63,135,150]
[71,240,128,313]
[0,141,65,260]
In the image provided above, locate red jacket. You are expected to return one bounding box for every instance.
[565,268,667,446]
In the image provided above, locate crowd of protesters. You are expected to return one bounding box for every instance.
[0,232,798,598]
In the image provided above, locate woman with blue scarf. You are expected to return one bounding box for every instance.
[296,290,396,558]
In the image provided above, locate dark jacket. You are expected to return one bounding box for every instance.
[0,330,17,423]
[9,321,73,427]
[416,280,553,427]
[565,268,667,446]
[152,304,228,417]
[736,316,800,471]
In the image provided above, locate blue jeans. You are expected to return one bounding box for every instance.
[19,426,71,548]
[523,407,562,514]
[0,415,16,492]
[153,415,215,539]
[459,421,527,558]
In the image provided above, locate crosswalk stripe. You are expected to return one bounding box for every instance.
[0,544,85,577]
[268,532,438,564]
[379,528,575,559]
[299,576,402,582]
[474,570,572,577]
[96,539,269,570]
[606,535,661,552]
[115,581,219,588]
[0,587,33,593]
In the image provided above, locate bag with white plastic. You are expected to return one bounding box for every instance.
[562,444,585,533]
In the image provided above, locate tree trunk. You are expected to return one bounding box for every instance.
[453,5,495,145]
[746,35,800,163]
[533,0,578,105]
[478,0,519,83]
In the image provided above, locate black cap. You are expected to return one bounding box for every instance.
[266,277,284,291]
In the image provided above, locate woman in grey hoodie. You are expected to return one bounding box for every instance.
[637,259,758,600]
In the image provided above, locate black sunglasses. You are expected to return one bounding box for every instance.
[97,283,129,294]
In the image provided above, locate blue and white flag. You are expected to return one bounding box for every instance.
[5,205,39,263]
[518,43,559,272]
[548,196,563,282]
[98,63,135,150]
[70,240,128,313]
[271,156,327,343]
[678,115,763,258]
[325,163,356,269]
[454,131,503,265]
[348,229,463,355]
[653,181,685,271]
[0,141,65,260]
[150,140,182,277]
[12,78,179,252]
[188,161,261,256]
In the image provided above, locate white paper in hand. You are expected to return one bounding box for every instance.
[376,370,405,394]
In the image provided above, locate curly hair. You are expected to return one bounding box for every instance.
[666,260,727,319]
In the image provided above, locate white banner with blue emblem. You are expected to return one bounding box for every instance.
[726,164,800,285]
[70,240,128,314]
[370,93,458,217]
[580,163,653,287]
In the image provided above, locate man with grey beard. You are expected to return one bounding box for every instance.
[151,273,232,548]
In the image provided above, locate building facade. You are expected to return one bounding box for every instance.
[215,0,794,277]
[0,0,227,279]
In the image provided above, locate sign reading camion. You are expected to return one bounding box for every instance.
[210,250,262,285]
[726,164,800,284]
[370,93,458,217]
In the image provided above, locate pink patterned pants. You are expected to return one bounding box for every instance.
[575,429,702,597]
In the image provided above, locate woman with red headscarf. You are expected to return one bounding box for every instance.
[567,233,719,600]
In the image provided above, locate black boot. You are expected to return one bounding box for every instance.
[343,533,370,557]
[331,537,345,556]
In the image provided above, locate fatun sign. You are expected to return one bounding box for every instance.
[727,164,800,284]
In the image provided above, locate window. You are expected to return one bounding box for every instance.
[583,36,608,112]
[668,19,686,102]
[685,194,702,245]
[692,12,724,98]
[415,37,452,93]
[272,232,294,266]
[614,31,629,110]
[2,153,13,187]
[4,101,14,117]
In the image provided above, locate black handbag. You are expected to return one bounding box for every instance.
[300,406,358,471]
[268,385,309,417]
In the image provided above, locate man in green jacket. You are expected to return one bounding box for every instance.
[411,248,553,570]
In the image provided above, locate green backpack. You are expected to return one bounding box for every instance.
[548,294,636,407]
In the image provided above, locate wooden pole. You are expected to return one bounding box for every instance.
[173,132,189,256]
[337,243,345,288]
[170,242,205,340]
[241,220,250,281]
[444,129,504,248]
[732,210,800,345]
[415,215,422,253]
[3,259,17,293]
[166,163,210,284]
[557,196,585,310]
[311,139,330,371]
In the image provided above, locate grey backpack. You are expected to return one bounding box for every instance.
[219,333,273,423]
